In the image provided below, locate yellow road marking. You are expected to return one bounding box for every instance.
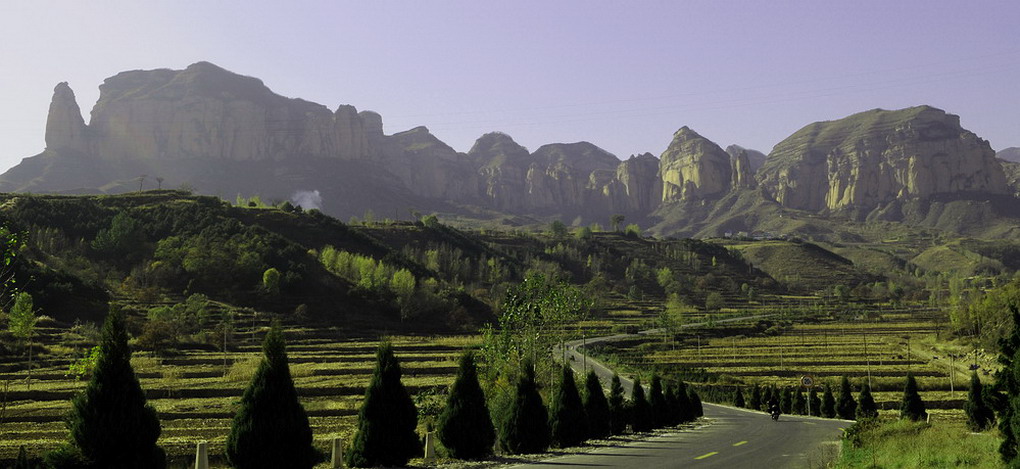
[733,441,748,447]
[694,452,719,460]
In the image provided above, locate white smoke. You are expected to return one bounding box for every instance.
[290,190,322,210]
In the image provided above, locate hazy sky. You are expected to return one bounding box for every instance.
[1,1,1018,172]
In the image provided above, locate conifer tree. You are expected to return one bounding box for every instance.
[899,372,927,422]
[995,304,1020,464]
[821,384,836,418]
[550,364,588,448]
[749,385,762,411]
[836,376,857,420]
[498,359,551,454]
[780,387,793,414]
[227,325,316,469]
[649,375,668,427]
[346,342,421,467]
[856,383,878,420]
[689,387,704,418]
[663,381,679,426]
[808,387,821,416]
[52,310,164,468]
[583,370,611,439]
[608,373,627,435]
[792,388,806,414]
[965,371,994,432]
[762,386,775,411]
[437,351,495,459]
[675,380,694,423]
[733,386,746,408]
[630,377,653,432]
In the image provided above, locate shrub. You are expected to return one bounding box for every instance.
[51,310,165,468]
[836,376,857,420]
[498,359,550,454]
[226,326,316,469]
[899,373,927,422]
[346,342,421,466]
[437,351,495,459]
[549,365,588,448]
[857,383,878,420]
[582,370,611,439]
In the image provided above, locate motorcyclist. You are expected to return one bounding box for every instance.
[768,397,781,420]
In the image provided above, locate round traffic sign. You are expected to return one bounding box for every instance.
[801,376,813,387]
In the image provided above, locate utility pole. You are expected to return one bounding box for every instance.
[864,329,872,388]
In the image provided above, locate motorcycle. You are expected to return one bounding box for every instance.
[771,410,780,421]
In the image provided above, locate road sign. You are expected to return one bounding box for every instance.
[801,376,814,387]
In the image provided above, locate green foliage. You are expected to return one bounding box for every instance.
[624,224,641,238]
[607,373,627,435]
[498,359,550,454]
[688,386,703,418]
[780,387,793,414]
[66,346,100,380]
[821,384,836,418]
[261,267,281,295]
[965,371,994,432]
[575,226,593,240]
[649,375,668,427]
[749,385,761,411]
[733,386,746,408]
[899,373,927,422]
[704,291,724,311]
[610,214,625,232]
[347,342,421,467]
[90,212,144,261]
[629,377,652,432]
[808,387,821,416]
[582,370,610,439]
[549,365,588,448]
[8,291,36,343]
[437,351,495,460]
[792,388,805,414]
[55,310,164,468]
[995,303,1020,464]
[674,380,695,423]
[857,383,878,420]
[836,377,857,420]
[226,326,316,469]
[835,418,1002,469]
[548,220,568,238]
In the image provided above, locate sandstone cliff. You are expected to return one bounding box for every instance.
[998,147,1020,164]
[658,127,733,202]
[726,145,766,172]
[758,106,1008,215]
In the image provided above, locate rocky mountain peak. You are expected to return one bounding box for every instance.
[45,82,89,154]
[658,126,733,202]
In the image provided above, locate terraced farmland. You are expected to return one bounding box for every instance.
[0,321,478,466]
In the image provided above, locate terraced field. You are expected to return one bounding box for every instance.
[0,319,478,466]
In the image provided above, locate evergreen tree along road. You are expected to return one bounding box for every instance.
[525,316,850,468]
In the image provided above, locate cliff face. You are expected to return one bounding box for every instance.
[658,127,733,202]
[4,62,1017,238]
[759,106,1009,214]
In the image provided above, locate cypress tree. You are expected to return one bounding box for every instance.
[749,385,762,411]
[780,387,793,414]
[582,370,611,439]
[995,304,1020,464]
[821,384,836,418]
[630,377,653,432]
[227,325,316,469]
[762,386,775,411]
[899,372,927,422]
[857,383,878,420]
[965,371,994,432]
[689,387,704,418]
[346,342,421,467]
[54,310,164,468]
[649,375,668,428]
[674,380,694,423]
[498,359,550,454]
[437,351,495,459]
[836,376,857,420]
[792,388,806,415]
[808,387,821,416]
[607,373,627,435]
[733,386,746,408]
[549,364,588,448]
[663,381,679,426]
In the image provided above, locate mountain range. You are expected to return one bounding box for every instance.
[4,61,1020,240]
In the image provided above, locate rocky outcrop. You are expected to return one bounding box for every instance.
[726,145,766,172]
[729,148,757,189]
[45,82,89,154]
[658,127,733,202]
[596,153,662,213]
[758,106,1009,214]
[998,147,1020,164]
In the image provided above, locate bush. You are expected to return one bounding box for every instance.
[53,310,165,468]
[226,326,316,469]
[582,370,611,439]
[498,359,550,454]
[346,342,421,466]
[549,365,588,448]
[437,351,495,459]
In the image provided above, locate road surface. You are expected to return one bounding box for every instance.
[523,315,851,468]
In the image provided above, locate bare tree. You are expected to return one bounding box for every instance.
[138,174,147,192]
[156,177,164,190]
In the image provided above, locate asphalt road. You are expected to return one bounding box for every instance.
[523,315,851,469]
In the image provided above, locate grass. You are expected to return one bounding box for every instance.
[837,419,1002,468]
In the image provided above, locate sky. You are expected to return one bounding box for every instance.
[1,1,1018,172]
